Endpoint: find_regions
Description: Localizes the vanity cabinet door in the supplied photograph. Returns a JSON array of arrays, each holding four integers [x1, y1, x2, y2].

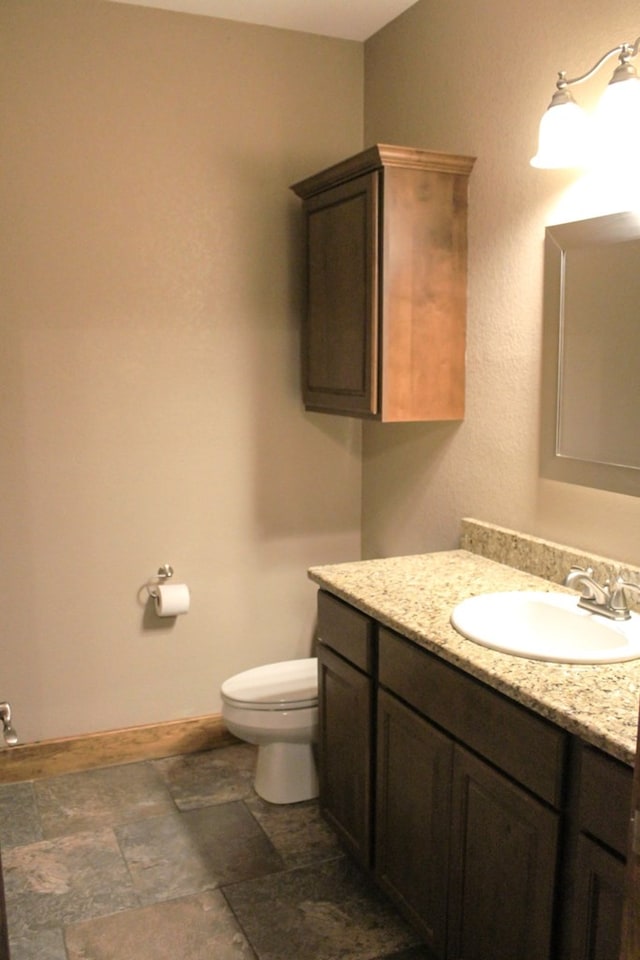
[[447, 746, 559, 960], [0, 848, 9, 960], [317, 641, 374, 868], [566, 745, 632, 960], [301, 172, 379, 416], [568, 835, 626, 960], [376, 689, 453, 958]]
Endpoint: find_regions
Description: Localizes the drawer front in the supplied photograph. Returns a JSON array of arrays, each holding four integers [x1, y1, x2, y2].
[[378, 627, 566, 807], [316, 591, 375, 673], [578, 746, 633, 857]]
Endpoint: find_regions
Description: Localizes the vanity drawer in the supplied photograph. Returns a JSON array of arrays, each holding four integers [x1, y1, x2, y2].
[[378, 627, 566, 806], [317, 591, 375, 674], [578, 745, 633, 857]]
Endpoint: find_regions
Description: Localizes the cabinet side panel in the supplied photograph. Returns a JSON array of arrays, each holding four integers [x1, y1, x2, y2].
[[380, 167, 469, 421]]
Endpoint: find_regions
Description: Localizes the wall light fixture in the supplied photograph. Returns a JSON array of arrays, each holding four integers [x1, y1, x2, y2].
[[531, 35, 640, 169]]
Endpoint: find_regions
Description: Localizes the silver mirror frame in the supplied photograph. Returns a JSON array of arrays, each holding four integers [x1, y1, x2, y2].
[[540, 211, 640, 498]]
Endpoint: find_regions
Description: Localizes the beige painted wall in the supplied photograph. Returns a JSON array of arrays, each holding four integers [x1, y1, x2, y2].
[[4, 0, 640, 744], [1, 0, 363, 742], [363, 0, 640, 565]]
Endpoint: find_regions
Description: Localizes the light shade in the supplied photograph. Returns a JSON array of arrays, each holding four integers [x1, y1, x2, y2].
[[594, 72, 640, 161], [530, 98, 591, 169]]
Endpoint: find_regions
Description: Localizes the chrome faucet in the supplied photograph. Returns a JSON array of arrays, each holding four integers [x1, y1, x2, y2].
[[563, 565, 640, 621]]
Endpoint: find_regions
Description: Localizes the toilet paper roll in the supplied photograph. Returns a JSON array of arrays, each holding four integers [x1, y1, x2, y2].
[[154, 583, 190, 617]]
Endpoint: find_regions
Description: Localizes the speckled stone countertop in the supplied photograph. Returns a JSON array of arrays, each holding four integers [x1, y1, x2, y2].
[[308, 548, 640, 767]]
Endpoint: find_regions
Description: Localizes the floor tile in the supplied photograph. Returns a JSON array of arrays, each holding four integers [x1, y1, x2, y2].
[[3, 828, 139, 938], [116, 801, 284, 904], [244, 795, 343, 867], [0, 746, 430, 960], [64, 890, 256, 960], [223, 856, 421, 960], [0, 783, 41, 849], [153, 743, 257, 809], [34, 761, 176, 837], [7, 926, 67, 960]]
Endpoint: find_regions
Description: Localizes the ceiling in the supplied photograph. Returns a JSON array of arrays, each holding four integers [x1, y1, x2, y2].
[[108, 0, 419, 41]]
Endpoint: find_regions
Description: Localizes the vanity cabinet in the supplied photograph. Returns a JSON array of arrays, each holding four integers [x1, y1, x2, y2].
[[315, 587, 635, 960], [316, 591, 375, 868], [291, 145, 475, 421]]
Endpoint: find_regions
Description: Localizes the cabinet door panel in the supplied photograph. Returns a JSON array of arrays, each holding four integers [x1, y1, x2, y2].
[[569, 835, 625, 960], [303, 172, 378, 415], [448, 747, 559, 960], [376, 690, 453, 958], [317, 642, 373, 867]]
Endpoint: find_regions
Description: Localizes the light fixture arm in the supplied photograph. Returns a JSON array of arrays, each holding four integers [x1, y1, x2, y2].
[[554, 36, 640, 92]]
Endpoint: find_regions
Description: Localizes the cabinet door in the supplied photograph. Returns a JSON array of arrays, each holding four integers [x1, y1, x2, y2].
[[376, 689, 453, 958], [317, 641, 373, 867], [621, 699, 640, 960], [569, 835, 626, 960], [448, 747, 559, 960], [302, 172, 379, 416], [0, 848, 8, 960]]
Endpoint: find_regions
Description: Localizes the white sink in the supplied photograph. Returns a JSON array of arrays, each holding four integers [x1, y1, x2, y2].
[[450, 591, 640, 663]]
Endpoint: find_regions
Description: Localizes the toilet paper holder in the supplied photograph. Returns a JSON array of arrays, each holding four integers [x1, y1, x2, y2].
[[146, 564, 174, 599]]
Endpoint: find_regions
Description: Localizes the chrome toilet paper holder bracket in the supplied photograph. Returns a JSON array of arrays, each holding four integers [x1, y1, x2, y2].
[[146, 564, 174, 599]]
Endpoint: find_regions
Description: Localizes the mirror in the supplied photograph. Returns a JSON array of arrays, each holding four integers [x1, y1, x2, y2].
[[541, 211, 640, 497]]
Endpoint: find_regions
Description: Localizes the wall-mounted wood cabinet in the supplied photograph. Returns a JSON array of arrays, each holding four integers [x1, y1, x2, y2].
[[291, 145, 475, 421]]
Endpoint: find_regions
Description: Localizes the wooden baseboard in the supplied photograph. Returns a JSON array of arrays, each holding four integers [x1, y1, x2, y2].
[[0, 714, 237, 783]]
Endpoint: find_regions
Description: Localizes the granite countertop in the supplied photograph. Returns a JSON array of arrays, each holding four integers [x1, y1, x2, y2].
[[308, 549, 640, 767]]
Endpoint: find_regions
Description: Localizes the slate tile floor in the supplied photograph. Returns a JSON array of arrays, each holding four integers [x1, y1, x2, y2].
[[0, 744, 431, 960]]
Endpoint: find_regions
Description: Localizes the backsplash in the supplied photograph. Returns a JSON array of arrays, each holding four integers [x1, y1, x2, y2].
[[460, 518, 640, 589]]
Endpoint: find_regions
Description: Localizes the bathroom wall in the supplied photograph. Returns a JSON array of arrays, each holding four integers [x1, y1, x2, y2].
[[362, 0, 640, 565], [0, 0, 363, 742], [5, 0, 640, 746]]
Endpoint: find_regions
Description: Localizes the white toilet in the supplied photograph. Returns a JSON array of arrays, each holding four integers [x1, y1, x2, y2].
[[220, 657, 319, 804]]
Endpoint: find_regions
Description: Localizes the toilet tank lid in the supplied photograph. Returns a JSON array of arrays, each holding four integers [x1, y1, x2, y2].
[[221, 658, 318, 705]]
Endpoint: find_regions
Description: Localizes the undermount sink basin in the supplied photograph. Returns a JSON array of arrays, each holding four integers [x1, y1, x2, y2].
[[450, 591, 640, 664]]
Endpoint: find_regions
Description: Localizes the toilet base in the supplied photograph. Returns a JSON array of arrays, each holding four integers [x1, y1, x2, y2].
[[254, 741, 318, 804]]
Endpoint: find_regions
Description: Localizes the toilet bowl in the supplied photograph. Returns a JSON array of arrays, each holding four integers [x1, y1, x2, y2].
[[221, 658, 319, 804]]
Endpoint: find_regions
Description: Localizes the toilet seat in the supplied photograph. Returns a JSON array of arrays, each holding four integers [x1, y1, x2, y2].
[[221, 658, 318, 712]]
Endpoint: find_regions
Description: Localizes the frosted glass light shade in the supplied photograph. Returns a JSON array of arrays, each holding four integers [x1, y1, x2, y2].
[[594, 75, 640, 159], [530, 99, 591, 169]]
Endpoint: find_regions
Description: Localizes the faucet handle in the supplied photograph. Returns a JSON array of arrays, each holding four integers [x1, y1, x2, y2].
[[607, 575, 631, 617], [617, 578, 640, 612], [564, 565, 596, 593]]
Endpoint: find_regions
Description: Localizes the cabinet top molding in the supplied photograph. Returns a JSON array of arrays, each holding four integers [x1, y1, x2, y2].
[[291, 143, 476, 199]]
